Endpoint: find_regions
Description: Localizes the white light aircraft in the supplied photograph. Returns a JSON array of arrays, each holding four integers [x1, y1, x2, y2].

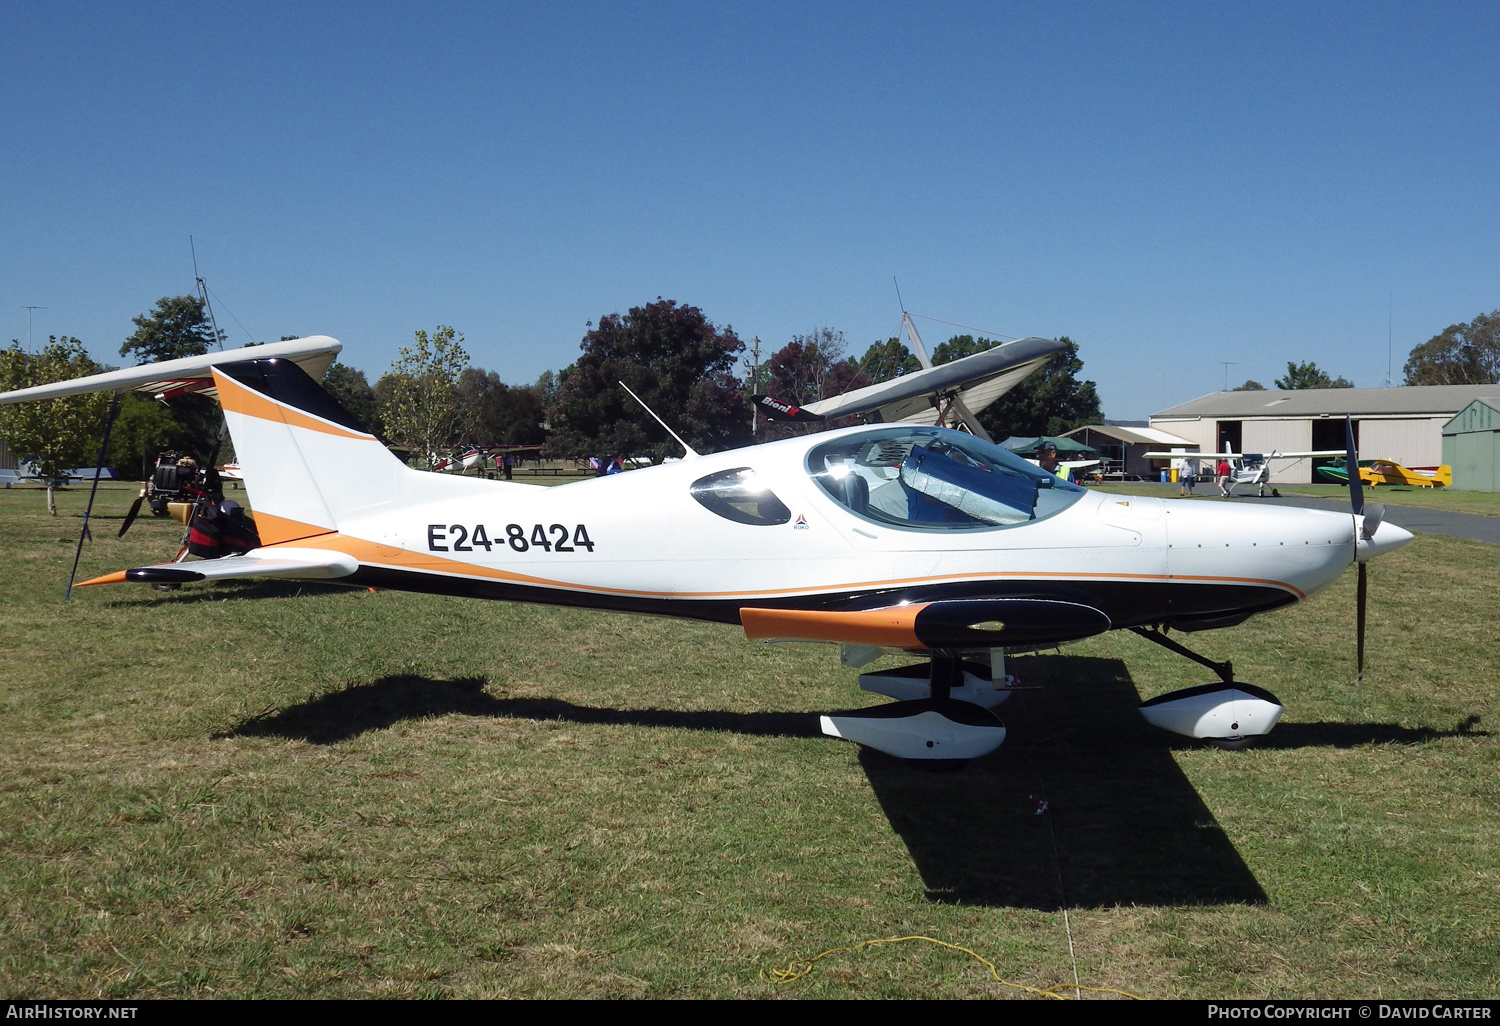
[[1144, 449, 1347, 497], [1, 337, 1414, 761]]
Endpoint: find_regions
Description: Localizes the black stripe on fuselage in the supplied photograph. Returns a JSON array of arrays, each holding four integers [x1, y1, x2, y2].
[[345, 566, 1297, 631]]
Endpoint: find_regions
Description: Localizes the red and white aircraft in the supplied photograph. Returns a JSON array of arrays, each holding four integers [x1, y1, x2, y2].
[[0, 336, 1414, 761]]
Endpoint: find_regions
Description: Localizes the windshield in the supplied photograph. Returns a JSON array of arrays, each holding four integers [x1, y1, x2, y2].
[[807, 427, 1086, 530]]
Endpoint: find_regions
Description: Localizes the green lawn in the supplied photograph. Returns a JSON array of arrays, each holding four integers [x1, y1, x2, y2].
[[1091, 479, 1500, 517], [2, 482, 1497, 998]]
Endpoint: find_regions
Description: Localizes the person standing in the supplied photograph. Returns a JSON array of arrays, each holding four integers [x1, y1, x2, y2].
[[1179, 456, 1199, 496], [1037, 441, 1068, 481], [1217, 457, 1232, 497]]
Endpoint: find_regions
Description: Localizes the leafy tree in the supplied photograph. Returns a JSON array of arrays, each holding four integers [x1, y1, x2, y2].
[[0, 337, 109, 515], [533, 369, 562, 409], [764, 327, 871, 404], [858, 337, 922, 383], [931, 333, 999, 366], [379, 326, 469, 468], [115, 296, 228, 459], [1233, 380, 1266, 391], [932, 334, 1103, 438], [456, 368, 545, 447], [120, 296, 224, 364], [322, 362, 383, 437], [103, 394, 191, 479], [1403, 311, 1500, 385], [1274, 361, 1353, 389], [547, 299, 747, 462]]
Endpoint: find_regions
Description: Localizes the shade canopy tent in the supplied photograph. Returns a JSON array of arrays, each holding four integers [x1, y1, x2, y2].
[[999, 435, 1098, 458]]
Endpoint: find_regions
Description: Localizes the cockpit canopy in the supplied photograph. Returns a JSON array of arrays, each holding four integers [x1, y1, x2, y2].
[[807, 427, 1086, 531]]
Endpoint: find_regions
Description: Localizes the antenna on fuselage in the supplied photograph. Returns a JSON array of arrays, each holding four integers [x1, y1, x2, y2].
[[618, 381, 700, 459]]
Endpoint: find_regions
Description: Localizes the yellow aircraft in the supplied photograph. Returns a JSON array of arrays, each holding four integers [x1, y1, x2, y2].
[[1316, 460, 1451, 488]]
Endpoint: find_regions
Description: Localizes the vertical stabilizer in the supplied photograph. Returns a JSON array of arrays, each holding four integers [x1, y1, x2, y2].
[[212, 359, 407, 545]]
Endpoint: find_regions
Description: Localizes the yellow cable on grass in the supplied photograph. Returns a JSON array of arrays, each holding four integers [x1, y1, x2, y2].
[[761, 935, 1141, 1000]]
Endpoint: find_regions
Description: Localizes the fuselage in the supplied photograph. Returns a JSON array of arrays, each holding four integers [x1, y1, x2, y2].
[[320, 425, 1404, 638]]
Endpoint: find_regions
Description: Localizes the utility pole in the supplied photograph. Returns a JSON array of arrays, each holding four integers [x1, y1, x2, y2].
[[744, 335, 762, 439], [1222, 361, 1238, 390], [23, 306, 47, 352]]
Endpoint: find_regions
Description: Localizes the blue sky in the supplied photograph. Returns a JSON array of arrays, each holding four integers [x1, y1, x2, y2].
[[4, 2, 1497, 419]]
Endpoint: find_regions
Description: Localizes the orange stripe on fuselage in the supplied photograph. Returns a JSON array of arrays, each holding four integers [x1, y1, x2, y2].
[[253, 511, 336, 546], [211, 369, 374, 440], [262, 532, 1308, 603]]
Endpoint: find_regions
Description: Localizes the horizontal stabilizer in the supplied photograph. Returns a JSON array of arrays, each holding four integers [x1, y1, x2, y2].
[[79, 547, 359, 587], [0, 336, 341, 405]]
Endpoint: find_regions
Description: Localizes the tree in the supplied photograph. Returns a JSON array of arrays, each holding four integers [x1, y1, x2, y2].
[[1403, 311, 1500, 385], [763, 328, 870, 404], [117, 296, 228, 459], [456, 368, 545, 446], [547, 299, 747, 461], [931, 334, 1103, 439], [322, 362, 383, 437], [120, 296, 224, 364], [103, 393, 191, 479], [0, 337, 109, 515], [858, 338, 922, 383], [1233, 380, 1266, 391], [1274, 361, 1353, 389], [379, 326, 469, 468]]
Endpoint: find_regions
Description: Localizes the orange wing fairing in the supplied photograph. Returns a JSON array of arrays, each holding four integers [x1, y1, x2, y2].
[[739, 605, 928, 648]]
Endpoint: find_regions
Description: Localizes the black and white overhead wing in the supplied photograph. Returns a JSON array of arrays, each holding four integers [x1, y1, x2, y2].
[[799, 336, 1066, 429], [0, 336, 341, 405]]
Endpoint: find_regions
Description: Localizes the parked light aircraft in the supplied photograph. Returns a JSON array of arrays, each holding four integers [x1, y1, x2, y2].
[[0, 337, 1415, 761], [1316, 459, 1452, 488], [1144, 449, 1347, 497]]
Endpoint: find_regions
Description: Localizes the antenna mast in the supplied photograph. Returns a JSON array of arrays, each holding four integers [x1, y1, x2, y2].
[[190, 236, 224, 351], [23, 306, 47, 352], [619, 381, 699, 459]]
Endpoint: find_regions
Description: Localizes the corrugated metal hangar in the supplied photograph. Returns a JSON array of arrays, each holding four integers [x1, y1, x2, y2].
[[1149, 385, 1500, 483], [1443, 397, 1500, 491], [1061, 424, 1197, 480]]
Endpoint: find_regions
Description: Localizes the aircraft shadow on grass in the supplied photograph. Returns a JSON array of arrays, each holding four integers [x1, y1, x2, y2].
[[217, 656, 1483, 911], [220, 674, 826, 746]]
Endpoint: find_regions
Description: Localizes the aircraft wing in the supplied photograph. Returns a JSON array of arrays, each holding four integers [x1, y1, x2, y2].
[[77, 546, 359, 587], [0, 336, 341, 405], [799, 337, 1066, 424], [1142, 450, 1346, 460]]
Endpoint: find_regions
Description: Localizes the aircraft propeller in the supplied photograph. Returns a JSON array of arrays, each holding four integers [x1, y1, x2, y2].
[[1344, 417, 1385, 687], [118, 492, 145, 537]]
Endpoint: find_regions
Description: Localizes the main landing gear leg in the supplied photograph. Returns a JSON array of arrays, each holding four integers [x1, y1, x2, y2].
[[818, 652, 1010, 762], [1130, 627, 1283, 749]]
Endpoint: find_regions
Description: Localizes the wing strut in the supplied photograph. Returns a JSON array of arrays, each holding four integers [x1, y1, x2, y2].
[[66, 393, 121, 599]]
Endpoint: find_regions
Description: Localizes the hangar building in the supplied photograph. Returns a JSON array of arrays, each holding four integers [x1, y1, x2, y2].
[[1060, 424, 1197, 480], [1443, 397, 1500, 491], [1149, 385, 1500, 484]]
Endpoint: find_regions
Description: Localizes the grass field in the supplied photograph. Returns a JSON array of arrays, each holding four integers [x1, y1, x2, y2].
[[1091, 480, 1500, 517], [2, 481, 1498, 999]]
